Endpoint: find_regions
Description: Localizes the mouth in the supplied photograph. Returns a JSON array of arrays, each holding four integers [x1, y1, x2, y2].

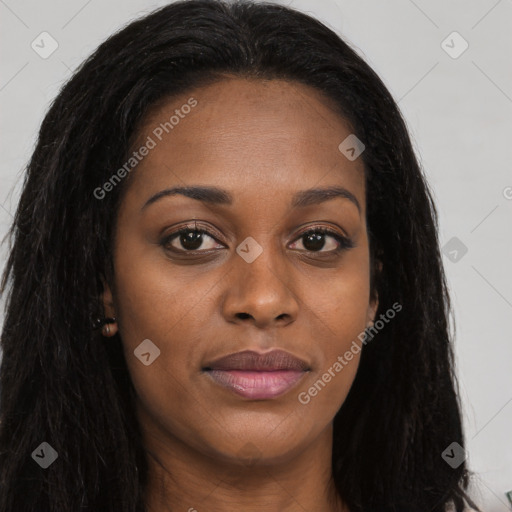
[[202, 349, 310, 400]]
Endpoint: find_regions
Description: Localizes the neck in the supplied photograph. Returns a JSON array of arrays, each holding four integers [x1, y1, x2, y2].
[[141, 418, 347, 512]]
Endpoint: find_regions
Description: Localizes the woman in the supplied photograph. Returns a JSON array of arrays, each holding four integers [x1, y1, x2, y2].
[[0, 1, 481, 510]]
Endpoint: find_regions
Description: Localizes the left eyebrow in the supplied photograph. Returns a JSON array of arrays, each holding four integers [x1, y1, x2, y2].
[[141, 185, 361, 214], [291, 186, 361, 214]]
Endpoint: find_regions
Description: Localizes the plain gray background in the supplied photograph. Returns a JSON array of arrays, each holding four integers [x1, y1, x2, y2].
[[1, 0, 511, 510]]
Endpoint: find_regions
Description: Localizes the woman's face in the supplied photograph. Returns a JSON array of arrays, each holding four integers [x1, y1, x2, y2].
[[103, 77, 378, 465]]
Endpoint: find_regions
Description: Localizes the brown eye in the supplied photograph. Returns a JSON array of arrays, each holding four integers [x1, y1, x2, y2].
[[290, 227, 354, 253], [161, 227, 223, 253]]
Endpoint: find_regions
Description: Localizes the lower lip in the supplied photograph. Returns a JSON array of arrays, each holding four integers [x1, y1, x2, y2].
[[205, 369, 307, 399]]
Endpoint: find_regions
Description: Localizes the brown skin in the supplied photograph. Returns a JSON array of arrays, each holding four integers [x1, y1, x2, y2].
[[102, 77, 378, 512]]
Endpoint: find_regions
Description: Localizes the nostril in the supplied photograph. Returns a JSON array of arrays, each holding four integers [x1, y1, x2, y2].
[[237, 312, 251, 319]]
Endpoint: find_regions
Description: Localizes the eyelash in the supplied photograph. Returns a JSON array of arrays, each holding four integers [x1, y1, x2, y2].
[[160, 223, 355, 255]]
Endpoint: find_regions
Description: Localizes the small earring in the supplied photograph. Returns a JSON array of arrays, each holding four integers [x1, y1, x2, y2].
[[92, 316, 116, 330], [100, 317, 117, 337], [367, 320, 374, 328]]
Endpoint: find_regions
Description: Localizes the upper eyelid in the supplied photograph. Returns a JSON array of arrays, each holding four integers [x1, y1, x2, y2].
[[167, 224, 346, 239], [164, 224, 349, 247]]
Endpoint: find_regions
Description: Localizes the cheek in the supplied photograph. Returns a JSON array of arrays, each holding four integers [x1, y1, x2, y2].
[[297, 292, 365, 418], [297, 252, 370, 409], [112, 238, 208, 346], [308, 249, 371, 338], [111, 242, 218, 405], [113, 256, 211, 443]]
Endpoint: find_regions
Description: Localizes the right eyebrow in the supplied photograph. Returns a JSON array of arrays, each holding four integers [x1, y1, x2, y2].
[[141, 186, 233, 211]]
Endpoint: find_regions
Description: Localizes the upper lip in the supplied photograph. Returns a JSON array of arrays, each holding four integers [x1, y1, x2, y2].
[[203, 349, 310, 371]]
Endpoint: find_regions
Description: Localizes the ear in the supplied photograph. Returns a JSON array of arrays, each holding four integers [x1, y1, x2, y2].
[[367, 259, 382, 325], [100, 275, 118, 337], [366, 292, 379, 326], [100, 275, 116, 318]]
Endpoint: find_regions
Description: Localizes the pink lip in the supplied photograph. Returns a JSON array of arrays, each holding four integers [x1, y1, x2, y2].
[[205, 369, 307, 399], [202, 349, 310, 399]]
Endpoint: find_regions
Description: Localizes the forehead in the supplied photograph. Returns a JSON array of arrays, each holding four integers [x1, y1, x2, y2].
[[123, 77, 365, 213]]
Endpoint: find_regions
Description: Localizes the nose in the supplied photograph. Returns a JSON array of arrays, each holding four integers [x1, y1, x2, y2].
[[221, 244, 299, 329]]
